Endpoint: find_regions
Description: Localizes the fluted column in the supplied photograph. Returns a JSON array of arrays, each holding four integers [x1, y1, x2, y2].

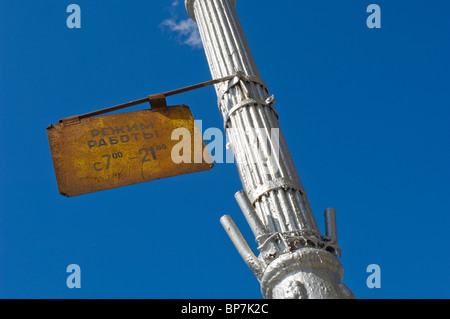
[[186, 0, 354, 299]]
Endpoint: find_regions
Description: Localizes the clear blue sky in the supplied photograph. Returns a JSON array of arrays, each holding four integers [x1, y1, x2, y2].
[[0, 0, 449, 299]]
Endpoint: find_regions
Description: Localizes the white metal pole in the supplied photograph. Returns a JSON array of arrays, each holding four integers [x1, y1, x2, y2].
[[186, 0, 354, 299]]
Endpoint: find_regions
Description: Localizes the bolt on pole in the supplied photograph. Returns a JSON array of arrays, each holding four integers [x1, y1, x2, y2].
[[186, 0, 354, 299]]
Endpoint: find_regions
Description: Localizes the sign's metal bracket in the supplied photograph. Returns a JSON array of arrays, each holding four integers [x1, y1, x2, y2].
[[57, 74, 237, 123], [148, 93, 167, 109], [60, 115, 81, 126]]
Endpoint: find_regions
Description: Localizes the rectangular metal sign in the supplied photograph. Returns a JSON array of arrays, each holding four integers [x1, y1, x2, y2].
[[47, 105, 213, 197]]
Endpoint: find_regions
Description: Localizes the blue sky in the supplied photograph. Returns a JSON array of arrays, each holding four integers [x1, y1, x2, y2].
[[0, 0, 449, 299]]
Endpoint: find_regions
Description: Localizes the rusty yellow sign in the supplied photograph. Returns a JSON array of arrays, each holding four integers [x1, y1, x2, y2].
[[47, 105, 213, 197]]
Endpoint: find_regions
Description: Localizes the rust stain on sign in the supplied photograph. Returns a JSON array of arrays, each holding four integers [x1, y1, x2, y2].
[[47, 105, 213, 197]]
